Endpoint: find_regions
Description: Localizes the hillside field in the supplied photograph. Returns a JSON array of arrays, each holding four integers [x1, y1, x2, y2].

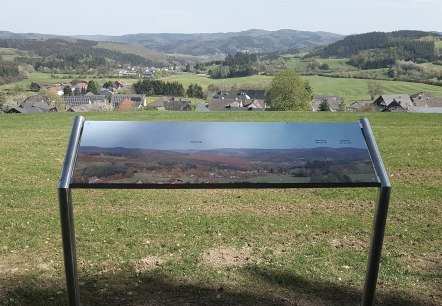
[[4, 73, 442, 104], [0, 111, 440, 305], [159, 73, 442, 102]]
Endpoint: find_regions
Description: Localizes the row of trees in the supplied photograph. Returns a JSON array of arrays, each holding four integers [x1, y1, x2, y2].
[[133, 79, 185, 96], [208, 52, 258, 78], [133, 79, 205, 98]]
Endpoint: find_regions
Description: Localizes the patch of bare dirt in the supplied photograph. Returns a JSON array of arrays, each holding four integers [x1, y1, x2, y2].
[[133, 256, 165, 274], [398, 253, 442, 274], [390, 168, 442, 181], [201, 245, 252, 268]]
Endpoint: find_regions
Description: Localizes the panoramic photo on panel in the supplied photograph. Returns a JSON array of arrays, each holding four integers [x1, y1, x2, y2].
[[72, 121, 379, 185]]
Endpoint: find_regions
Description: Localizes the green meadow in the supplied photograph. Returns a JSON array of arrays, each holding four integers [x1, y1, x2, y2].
[[0, 111, 440, 305], [4, 72, 442, 104], [161, 73, 442, 102]]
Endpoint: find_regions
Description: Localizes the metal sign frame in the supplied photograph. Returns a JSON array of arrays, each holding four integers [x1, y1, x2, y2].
[[58, 116, 390, 306]]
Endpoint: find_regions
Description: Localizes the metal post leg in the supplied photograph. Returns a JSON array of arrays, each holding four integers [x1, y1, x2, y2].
[[362, 186, 391, 306], [58, 187, 80, 306]]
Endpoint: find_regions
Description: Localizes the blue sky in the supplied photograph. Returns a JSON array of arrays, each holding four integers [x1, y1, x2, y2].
[[80, 121, 369, 150], [1, 0, 441, 35]]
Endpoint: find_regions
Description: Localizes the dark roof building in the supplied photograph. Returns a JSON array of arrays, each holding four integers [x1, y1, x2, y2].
[[348, 101, 373, 112], [6, 100, 57, 113], [311, 95, 344, 111], [208, 90, 266, 111], [410, 92, 442, 108], [164, 100, 192, 111], [373, 94, 413, 112], [62, 95, 107, 107], [110, 94, 146, 108], [210, 90, 266, 101]]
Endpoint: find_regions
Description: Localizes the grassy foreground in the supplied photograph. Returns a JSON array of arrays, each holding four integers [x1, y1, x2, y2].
[[0, 111, 441, 305]]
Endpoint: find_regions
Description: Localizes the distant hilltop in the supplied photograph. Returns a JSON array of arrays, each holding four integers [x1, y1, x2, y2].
[[0, 29, 344, 55]]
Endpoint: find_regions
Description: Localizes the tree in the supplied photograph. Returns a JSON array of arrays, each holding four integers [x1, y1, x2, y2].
[[318, 98, 330, 111], [184, 62, 191, 72], [103, 81, 114, 89], [266, 70, 313, 111], [45, 91, 66, 111], [367, 81, 383, 100], [87, 80, 100, 94], [63, 85, 73, 96], [186, 83, 204, 99]]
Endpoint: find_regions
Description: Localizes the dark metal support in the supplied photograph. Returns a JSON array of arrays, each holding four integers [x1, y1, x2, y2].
[[359, 118, 391, 306], [362, 186, 391, 306], [58, 188, 80, 306], [58, 116, 85, 306]]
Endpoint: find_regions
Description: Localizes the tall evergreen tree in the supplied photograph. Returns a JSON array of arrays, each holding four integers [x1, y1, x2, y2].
[[87, 80, 100, 94]]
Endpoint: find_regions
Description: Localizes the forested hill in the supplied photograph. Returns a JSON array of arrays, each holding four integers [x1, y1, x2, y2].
[[312, 30, 441, 62], [74, 29, 344, 56], [0, 38, 168, 70]]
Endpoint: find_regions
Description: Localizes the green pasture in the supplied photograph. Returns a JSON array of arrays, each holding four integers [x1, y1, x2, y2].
[[304, 76, 442, 102], [0, 111, 440, 305], [156, 73, 442, 102], [0, 48, 21, 61], [3, 72, 442, 104]]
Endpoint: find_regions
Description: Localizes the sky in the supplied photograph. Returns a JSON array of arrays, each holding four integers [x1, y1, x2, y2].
[[1, 0, 441, 36], [79, 121, 368, 150]]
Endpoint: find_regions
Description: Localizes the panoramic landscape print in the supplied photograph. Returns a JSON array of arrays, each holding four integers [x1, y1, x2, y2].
[[72, 121, 379, 186]]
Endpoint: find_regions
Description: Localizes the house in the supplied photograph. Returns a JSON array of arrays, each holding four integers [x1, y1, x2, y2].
[[164, 100, 192, 111], [409, 92, 442, 113], [110, 94, 146, 109], [210, 90, 266, 101], [114, 80, 126, 89], [195, 103, 210, 112], [115, 99, 139, 112], [62, 95, 107, 107], [67, 105, 95, 112], [67, 102, 113, 112], [147, 96, 169, 110], [207, 90, 266, 111], [30, 82, 46, 92], [146, 97, 191, 111], [311, 95, 344, 111], [373, 94, 413, 112], [143, 68, 155, 77], [208, 99, 264, 111], [7, 100, 57, 113], [348, 101, 373, 112], [72, 82, 88, 93], [70, 79, 87, 86], [46, 85, 64, 96], [99, 89, 113, 98]]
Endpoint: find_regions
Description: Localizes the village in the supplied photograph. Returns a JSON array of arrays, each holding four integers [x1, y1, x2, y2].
[[4, 78, 442, 114]]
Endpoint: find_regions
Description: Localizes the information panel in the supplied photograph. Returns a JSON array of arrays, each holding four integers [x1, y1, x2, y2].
[[59, 117, 391, 306], [71, 121, 380, 188]]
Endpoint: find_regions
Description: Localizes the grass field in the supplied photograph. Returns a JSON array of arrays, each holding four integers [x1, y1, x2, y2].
[[3, 72, 442, 104], [160, 73, 442, 102], [0, 111, 441, 305]]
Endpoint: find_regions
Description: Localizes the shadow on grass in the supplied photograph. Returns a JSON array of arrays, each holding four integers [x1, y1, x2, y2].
[[1, 266, 436, 306]]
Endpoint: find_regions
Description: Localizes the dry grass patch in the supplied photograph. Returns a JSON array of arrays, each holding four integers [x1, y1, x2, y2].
[[390, 168, 442, 181], [133, 256, 166, 274], [201, 244, 253, 268]]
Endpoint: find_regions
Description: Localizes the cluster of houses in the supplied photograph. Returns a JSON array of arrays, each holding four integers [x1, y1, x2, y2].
[[4, 78, 442, 113], [312, 92, 442, 113]]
